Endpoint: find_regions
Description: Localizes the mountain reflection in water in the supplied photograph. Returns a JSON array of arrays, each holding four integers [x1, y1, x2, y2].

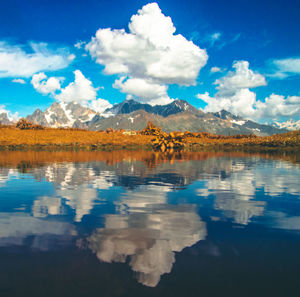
[[0, 150, 299, 295]]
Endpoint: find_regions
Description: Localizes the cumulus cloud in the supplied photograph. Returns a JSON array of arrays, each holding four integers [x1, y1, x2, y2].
[[198, 88, 258, 119], [0, 41, 73, 78], [197, 60, 300, 121], [113, 76, 173, 105], [86, 2, 208, 105], [55, 70, 97, 104], [255, 94, 300, 119], [88, 98, 112, 113], [31, 72, 61, 95], [12, 78, 26, 84], [31, 70, 112, 112], [215, 61, 266, 95]]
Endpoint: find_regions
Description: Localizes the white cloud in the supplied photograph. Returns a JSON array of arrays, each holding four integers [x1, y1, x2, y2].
[[86, 2, 208, 105], [88, 98, 112, 113], [74, 41, 86, 49], [31, 72, 61, 95], [273, 119, 300, 131], [31, 70, 113, 111], [197, 60, 300, 121], [210, 66, 222, 73], [67, 54, 76, 61], [12, 78, 26, 84], [0, 41, 73, 78], [270, 57, 300, 78], [113, 77, 173, 105], [0, 105, 8, 115], [215, 61, 266, 95], [113, 76, 172, 105], [197, 88, 258, 119], [209, 32, 221, 46], [55, 70, 97, 104], [255, 94, 300, 119]]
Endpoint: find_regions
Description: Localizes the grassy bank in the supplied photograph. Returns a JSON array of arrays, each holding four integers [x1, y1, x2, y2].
[[0, 127, 152, 151], [0, 125, 299, 152]]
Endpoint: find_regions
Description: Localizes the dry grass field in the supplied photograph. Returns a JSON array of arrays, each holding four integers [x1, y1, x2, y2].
[[0, 126, 152, 149], [0, 123, 299, 151]]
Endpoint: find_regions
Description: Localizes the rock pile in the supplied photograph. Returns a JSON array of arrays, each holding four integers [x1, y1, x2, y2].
[[140, 122, 185, 151]]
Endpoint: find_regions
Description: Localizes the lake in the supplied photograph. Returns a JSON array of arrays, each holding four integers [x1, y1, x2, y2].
[[0, 150, 299, 297]]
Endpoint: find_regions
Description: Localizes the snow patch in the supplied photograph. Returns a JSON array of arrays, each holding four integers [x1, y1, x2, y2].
[[45, 109, 54, 124], [231, 119, 245, 126], [128, 116, 134, 123], [60, 102, 75, 126], [87, 112, 96, 121], [101, 111, 115, 118]]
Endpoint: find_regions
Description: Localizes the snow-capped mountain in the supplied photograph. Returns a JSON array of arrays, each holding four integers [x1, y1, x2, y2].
[[27, 102, 96, 128], [0, 112, 11, 125], [102, 99, 200, 118], [25, 99, 288, 136], [272, 120, 300, 131], [211, 109, 284, 136]]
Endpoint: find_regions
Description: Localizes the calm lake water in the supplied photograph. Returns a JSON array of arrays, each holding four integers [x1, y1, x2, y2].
[[0, 150, 299, 297]]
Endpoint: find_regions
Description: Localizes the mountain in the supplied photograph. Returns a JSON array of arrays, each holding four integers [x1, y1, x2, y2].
[[27, 102, 96, 128], [26, 99, 287, 136], [102, 99, 200, 117], [211, 110, 286, 136], [272, 120, 300, 131], [0, 112, 12, 125], [89, 107, 286, 136]]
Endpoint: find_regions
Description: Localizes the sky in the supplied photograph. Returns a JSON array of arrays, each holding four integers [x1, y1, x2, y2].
[[0, 0, 299, 124]]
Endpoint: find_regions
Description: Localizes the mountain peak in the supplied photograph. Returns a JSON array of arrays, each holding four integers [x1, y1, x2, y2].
[[25, 99, 288, 136], [102, 99, 200, 118], [213, 109, 242, 121], [27, 101, 96, 128]]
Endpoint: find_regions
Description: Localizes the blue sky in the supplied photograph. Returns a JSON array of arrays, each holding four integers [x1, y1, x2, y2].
[[0, 0, 299, 124]]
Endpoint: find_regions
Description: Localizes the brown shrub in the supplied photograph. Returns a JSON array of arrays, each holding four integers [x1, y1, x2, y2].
[[16, 119, 44, 130]]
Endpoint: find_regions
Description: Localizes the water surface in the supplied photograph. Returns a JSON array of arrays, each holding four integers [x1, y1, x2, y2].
[[0, 151, 299, 297]]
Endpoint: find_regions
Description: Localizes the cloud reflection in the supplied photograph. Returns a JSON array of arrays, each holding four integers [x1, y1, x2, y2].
[[0, 168, 17, 187], [87, 184, 207, 287], [0, 212, 75, 250], [197, 159, 300, 225]]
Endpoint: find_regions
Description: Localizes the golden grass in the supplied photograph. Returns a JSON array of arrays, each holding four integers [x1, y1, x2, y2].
[[185, 130, 300, 148], [0, 127, 152, 147], [0, 126, 299, 151]]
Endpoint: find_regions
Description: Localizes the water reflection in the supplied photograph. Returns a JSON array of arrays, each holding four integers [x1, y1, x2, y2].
[[0, 212, 76, 250], [0, 151, 300, 288], [88, 201, 206, 287]]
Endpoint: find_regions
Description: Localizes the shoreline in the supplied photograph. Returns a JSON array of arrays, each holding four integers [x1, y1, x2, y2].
[[0, 142, 299, 152], [0, 149, 299, 168]]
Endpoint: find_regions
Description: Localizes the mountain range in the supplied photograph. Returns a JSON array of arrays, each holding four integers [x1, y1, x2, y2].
[[0, 99, 290, 136]]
